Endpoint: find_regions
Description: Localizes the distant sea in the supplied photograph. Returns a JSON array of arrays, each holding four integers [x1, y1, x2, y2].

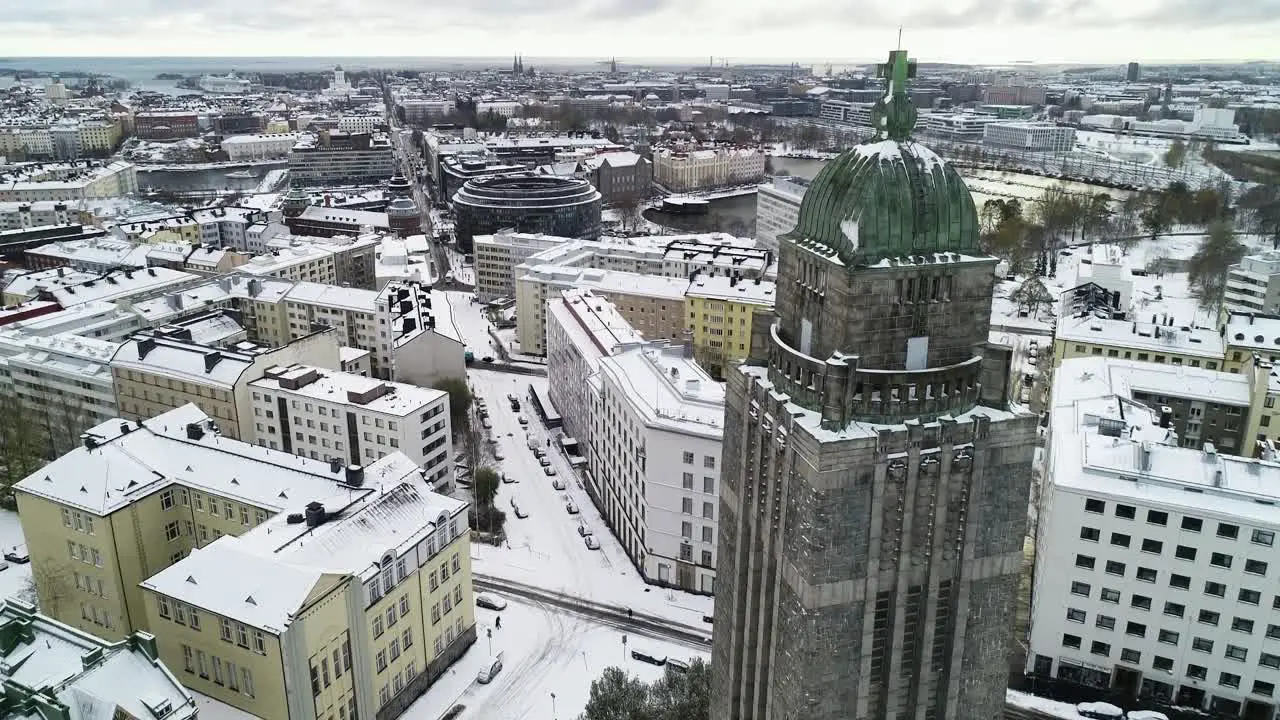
[[0, 55, 825, 87]]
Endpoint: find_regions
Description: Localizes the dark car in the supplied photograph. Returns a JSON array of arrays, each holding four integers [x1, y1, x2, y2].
[[630, 650, 666, 666], [481, 356, 494, 363], [441, 705, 466, 720]]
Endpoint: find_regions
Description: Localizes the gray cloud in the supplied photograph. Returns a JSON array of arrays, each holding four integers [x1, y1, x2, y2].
[[1134, 0, 1280, 26]]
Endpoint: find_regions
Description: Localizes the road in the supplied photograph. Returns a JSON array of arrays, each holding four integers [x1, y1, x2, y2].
[[384, 96, 451, 284]]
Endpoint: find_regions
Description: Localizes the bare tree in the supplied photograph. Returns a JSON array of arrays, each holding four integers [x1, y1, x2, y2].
[[0, 393, 46, 499], [26, 561, 77, 618]]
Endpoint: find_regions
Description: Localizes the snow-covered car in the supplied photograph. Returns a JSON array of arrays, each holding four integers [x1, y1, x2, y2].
[[577, 524, 592, 537], [476, 593, 508, 611], [584, 535, 600, 550], [514, 506, 529, 519], [4, 545, 29, 564], [552, 478, 565, 490], [1076, 702, 1123, 720], [481, 356, 494, 363], [518, 415, 528, 425], [502, 473, 516, 484], [539, 457, 551, 467], [494, 451, 504, 461], [544, 466, 557, 477], [566, 502, 579, 515]]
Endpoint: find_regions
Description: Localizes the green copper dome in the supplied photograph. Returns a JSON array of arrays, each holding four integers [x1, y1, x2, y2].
[[783, 50, 980, 266]]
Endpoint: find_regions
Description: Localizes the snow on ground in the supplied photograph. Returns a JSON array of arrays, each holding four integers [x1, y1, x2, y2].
[[402, 598, 707, 720], [465, 369, 714, 629], [188, 692, 259, 720], [251, 169, 288, 194], [442, 291, 495, 355], [1007, 689, 1087, 719], [962, 168, 1138, 209], [443, 248, 476, 286], [0, 511, 30, 602], [235, 192, 281, 212]]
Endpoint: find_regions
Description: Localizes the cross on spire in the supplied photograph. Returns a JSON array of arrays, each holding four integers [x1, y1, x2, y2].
[[872, 47, 919, 141]]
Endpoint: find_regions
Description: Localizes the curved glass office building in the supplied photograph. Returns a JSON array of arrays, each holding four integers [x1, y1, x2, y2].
[[452, 174, 602, 253]]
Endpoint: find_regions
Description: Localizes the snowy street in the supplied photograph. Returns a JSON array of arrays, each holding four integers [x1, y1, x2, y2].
[[400, 598, 707, 720], [464, 368, 715, 630]]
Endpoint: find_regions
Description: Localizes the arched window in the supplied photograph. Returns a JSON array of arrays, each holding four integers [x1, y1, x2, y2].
[[381, 552, 395, 592]]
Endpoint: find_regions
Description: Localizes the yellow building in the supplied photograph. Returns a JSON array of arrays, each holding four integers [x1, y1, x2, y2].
[[683, 274, 776, 378], [116, 216, 202, 245], [1052, 314, 1226, 371], [78, 118, 123, 155], [15, 404, 475, 720]]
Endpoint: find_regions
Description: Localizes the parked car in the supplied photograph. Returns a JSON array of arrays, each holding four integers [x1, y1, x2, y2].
[[532, 447, 545, 458], [441, 705, 466, 720], [544, 466, 557, 477], [0, 559, 9, 572], [552, 478, 565, 490], [630, 650, 666, 666], [1126, 712, 1169, 720], [514, 506, 529, 519], [584, 535, 600, 550], [566, 502, 579, 515], [494, 451, 505, 461], [477, 655, 504, 684], [482, 418, 493, 430], [502, 473, 516, 484], [476, 593, 508, 611], [1076, 702, 1124, 720], [518, 415, 528, 425], [666, 658, 690, 673], [539, 457, 551, 467], [577, 524, 592, 537], [481, 356, 494, 363], [4, 545, 29, 564]]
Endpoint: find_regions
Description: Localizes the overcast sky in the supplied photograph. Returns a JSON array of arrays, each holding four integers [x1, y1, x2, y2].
[[2, 0, 1278, 63]]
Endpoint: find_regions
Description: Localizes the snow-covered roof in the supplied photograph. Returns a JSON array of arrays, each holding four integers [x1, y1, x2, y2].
[[1055, 314, 1223, 359], [284, 281, 378, 313], [249, 365, 447, 418], [599, 344, 725, 439], [13, 404, 420, 516], [0, 599, 198, 720], [110, 334, 256, 389], [685, 273, 776, 306], [1048, 357, 1280, 528]]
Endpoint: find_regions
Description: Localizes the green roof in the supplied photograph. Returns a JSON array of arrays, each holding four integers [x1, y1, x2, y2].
[[782, 49, 981, 266]]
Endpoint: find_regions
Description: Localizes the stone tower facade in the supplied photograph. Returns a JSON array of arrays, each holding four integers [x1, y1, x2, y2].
[[710, 49, 1037, 720]]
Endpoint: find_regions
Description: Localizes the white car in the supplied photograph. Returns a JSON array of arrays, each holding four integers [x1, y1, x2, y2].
[[476, 592, 508, 611], [544, 466, 557, 477], [566, 502, 579, 515], [518, 415, 528, 425], [577, 524, 592, 537], [584, 535, 600, 550], [552, 478, 565, 490], [477, 655, 503, 683], [501, 473, 516, 484]]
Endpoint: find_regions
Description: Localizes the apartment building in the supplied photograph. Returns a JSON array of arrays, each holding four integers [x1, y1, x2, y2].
[[248, 364, 453, 490], [0, 330, 120, 453], [652, 147, 766, 192], [594, 343, 723, 593], [288, 131, 396, 186], [0, 200, 75, 232], [473, 232, 570, 302], [25, 236, 141, 273], [1030, 356, 1280, 719], [1224, 313, 1280, 373], [754, 176, 809, 251], [110, 326, 341, 440], [1226, 252, 1280, 316], [982, 121, 1077, 153], [1054, 314, 1225, 371], [545, 289, 647, 456], [13, 404, 473, 720], [0, 160, 138, 203], [683, 273, 775, 378], [2, 266, 198, 307], [515, 265, 689, 355], [582, 151, 652, 206], [189, 206, 269, 250], [222, 133, 301, 161], [0, 599, 198, 720]]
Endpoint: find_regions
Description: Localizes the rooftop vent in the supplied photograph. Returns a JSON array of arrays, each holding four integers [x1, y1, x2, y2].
[[185, 423, 204, 441], [346, 464, 365, 487], [1159, 406, 1173, 429], [304, 501, 327, 528]]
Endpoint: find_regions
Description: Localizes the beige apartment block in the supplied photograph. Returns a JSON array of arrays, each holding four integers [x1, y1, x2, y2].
[[110, 326, 341, 439]]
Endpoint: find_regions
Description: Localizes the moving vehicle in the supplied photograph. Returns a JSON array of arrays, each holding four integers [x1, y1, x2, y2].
[[4, 545, 29, 564], [477, 653, 504, 684], [584, 535, 600, 550], [532, 447, 545, 458], [476, 593, 508, 611], [565, 502, 579, 515], [464, 351, 475, 364]]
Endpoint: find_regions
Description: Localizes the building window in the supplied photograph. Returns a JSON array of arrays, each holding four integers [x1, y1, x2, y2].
[[1175, 545, 1196, 561], [1252, 529, 1275, 546], [1090, 641, 1110, 657], [1219, 523, 1240, 539], [1146, 510, 1168, 526], [1205, 581, 1227, 597], [1246, 559, 1269, 575], [1110, 533, 1131, 548], [1062, 634, 1082, 649], [1084, 499, 1105, 514], [1096, 615, 1116, 631], [1075, 554, 1096, 570], [682, 451, 694, 464], [1170, 573, 1191, 590], [1232, 617, 1255, 634], [1105, 560, 1125, 576], [1070, 581, 1090, 597], [1157, 629, 1179, 645], [1181, 516, 1203, 532], [1187, 664, 1208, 680], [1100, 588, 1121, 604], [1136, 567, 1157, 583], [1080, 527, 1100, 542], [1163, 602, 1185, 618], [1220, 672, 1241, 689], [1120, 648, 1141, 664], [1115, 504, 1136, 519], [1066, 608, 1086, 623], [1240, 588, 1262, 605], [1141, 539, 1163, 554], [1152, 656, 1174, 673], [1226, 644, 1249, 662], [1199, 610, 1221, 626], [1193, 637, 1215, 653]]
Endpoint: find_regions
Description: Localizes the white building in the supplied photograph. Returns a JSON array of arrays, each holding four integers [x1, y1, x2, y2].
[[248, 364, 452, 490], [983, 122, 1077, 153], [1226, 251, 1280, 316], [652, 147, 766, 192], [0, 160, 138, 203], [199, 73, 252, 94], [1075, 243, 1135, 311], [1030, 356, 1280, 718], [473, 232, 571, 302], [755, 176, 809, 251], [0, 200, 74, 231], [221, 133, 300, 161], [594, 343, 723, 593], [923, 113, 1002, 141], [337, 115, 382, 136], [545, 289, 647, 454], [0, 330, 119, 448]]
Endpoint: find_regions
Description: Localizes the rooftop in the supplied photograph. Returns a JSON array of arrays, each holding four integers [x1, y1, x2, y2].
[[685, 273, 776, 305], [285, 281, 378, 313], [1224, 311, 1280, 353], [0, 599, 197, 720], [599, 344, 725, 438], [14, 404, 423, 517], [1049, 357, 1280, 528], [552, 288, 647, 358], [519, 264, 690, 300], [249, 365, 447, 417], [1055, 314, 1224, 359], [110, 333, 259, 388]]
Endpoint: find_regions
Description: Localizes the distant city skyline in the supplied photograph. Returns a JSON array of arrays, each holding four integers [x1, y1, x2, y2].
[[3, 0, 1279, 66]]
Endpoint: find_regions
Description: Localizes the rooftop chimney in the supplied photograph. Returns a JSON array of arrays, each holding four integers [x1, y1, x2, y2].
[[1159, 406, 1173, 429], [185, 423, 204, 441], [304, 501, 327, 528]]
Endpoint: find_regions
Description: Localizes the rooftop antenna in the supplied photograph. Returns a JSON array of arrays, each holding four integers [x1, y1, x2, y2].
[[897, 27, 903, 50]]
